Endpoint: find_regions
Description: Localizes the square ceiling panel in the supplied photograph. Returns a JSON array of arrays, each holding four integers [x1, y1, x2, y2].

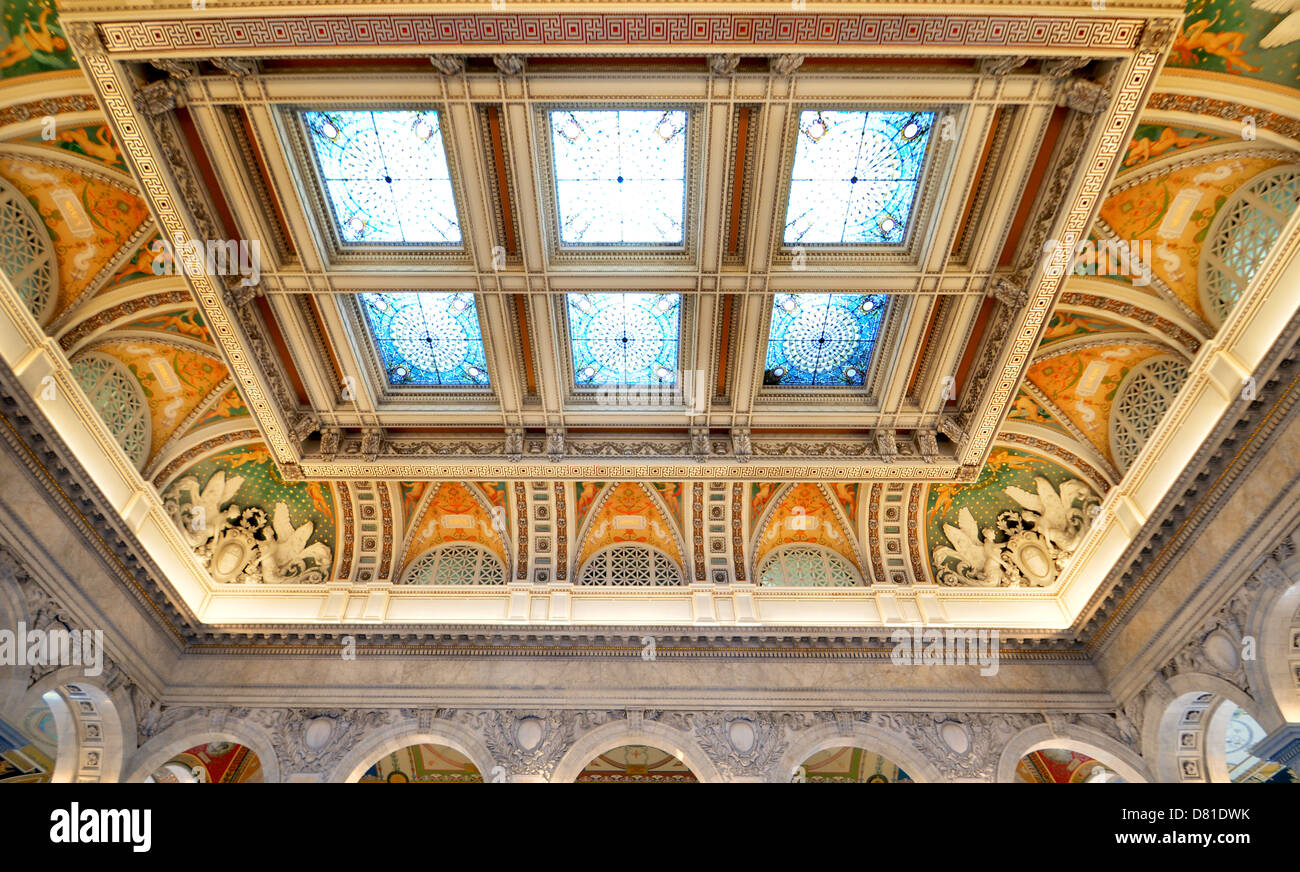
[[303, 109, 461, 245], [360, 292, 489, 387], [549, 109, 688, 245], [783, 110, 935, 246], [763, 293, 888, 387], [568, 292, 681, 386]]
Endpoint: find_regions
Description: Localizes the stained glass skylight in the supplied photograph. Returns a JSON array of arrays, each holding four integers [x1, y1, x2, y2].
[[784, 110, 935, 246], [549, 110, 688, 245], [304, 110, 460, 245], [360, 292, 489, 387], [567, 293, 681, 386], [764, 293, 887, 387]]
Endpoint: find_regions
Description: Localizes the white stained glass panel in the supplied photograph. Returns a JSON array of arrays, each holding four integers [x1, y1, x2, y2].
[[550, 109, 687, 245], [304, 110, 460, 245]]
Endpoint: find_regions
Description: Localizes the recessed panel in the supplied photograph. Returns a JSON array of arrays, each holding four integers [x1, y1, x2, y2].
[[303, 110, 460, 244], [360, 292, 489, 386], [784, 110, 934, 246], [549, 109, 688, 245], [568, 292, 681, 386], [764, 293, 887, 387]]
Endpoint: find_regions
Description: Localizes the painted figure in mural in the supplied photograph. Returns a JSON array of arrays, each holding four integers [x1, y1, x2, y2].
[[1124, 128, 1214, 167], [1172, 18, 1263, 73], [0, 5, 67, 72]]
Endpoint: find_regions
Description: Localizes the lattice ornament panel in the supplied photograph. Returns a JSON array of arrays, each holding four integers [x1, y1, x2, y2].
[[758, 544, 863, 587], [1110, 355, 1189, 473], [577, 544, 683, 586], [401, 544, 506, 585]]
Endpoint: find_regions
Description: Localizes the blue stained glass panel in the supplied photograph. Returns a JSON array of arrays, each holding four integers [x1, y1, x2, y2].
[[549, 110, 687, 245], [764, 293, 887, 387], [567, 293, 681, 385], [304, 110, 461, 245], [784, 110, 935, 245], [360, 292, 489, 386]]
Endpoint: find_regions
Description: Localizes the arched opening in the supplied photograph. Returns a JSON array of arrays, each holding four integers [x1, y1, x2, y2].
[[1208, 703, 1299, 783], [0, 176, 58, 326], [143, 741, 264, 783], [1014, 748, 1123, 782], [357, 743, 483, 782], [796, 746, 912, 782], [576, 543, 684, 586], [68, 351, 151, 471], [1109, 354, 1189, 473], [402, 543, 506, 585], [0, 698, 57, 783], [759, 543, 864, 587], [575, 744, 698, 783]]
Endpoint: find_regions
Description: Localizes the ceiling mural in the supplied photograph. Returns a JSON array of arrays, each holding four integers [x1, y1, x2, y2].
[[576, 481, 684, 569], [1006, 390, 1072, 437], [1014, 749, 1110, 783], [20, 123, 129, 174], [925, 446, 1100, 588], [400, 481, 509, 576], [161, 444, 337, 584], [1040, 311, 1137, 347], [1026, 342, 1171, 464], [359, 743, 482, 783], [0, 0, 74, 80], [115, 308, 214, 347], [1169, 0, 1300, 89], [149, 742, 263, 783], [0, 711, 54, 784], [0, 156, 150, 321], [1122, 123, 1224, 170], [1098, 152, 1293, 322], [103, 229, 164, 292], [829, 482, 861, 527], [799, 747, 912, 783], [576, 744, 697, 783], [475, 481, 508, 510], [754, 482, 863, 573], [398, 482, 428, 528], [84, 339, 228, 462], [183, 386, 249, 436], [573, 480, 605, 532]]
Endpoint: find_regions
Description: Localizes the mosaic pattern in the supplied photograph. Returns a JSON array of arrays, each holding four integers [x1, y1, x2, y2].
[[568, 293, 681, 386], [784, 110, 933, 245], [764, 293, 886, 387], [550, 109, 687, 244], [304, 110, 459, 244], [360, 292, 489, 386]]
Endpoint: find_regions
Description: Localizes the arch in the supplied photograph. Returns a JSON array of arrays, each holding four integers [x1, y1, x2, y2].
[[996, 723, 1153, 784], [571, 481, 688, 577], [329, 718, 496, 783], [1108, 354, 1189, 473], [22, 670, 127, 783], [1142, 673, 1265, 783], [758, 543, 864, 587], [0, 175, 58, 326], [401, 542, 506, 585], [1253, 575, 1300, 724], [576, 542, 684, 586], [750, 481, 866, 580], [777, 722, 943, 783], [398, 481, 510, 579], [1200, 164, 1300, 328], [550, 719, 722, 783], [68, 350, 151, 470], [124, 715, 281, 783]]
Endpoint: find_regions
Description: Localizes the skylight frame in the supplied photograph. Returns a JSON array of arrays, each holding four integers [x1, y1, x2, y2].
[[535, 103, 704, 265], [285, 103, 475, 266]]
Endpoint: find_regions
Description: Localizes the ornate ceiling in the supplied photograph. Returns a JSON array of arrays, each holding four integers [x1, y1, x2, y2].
[[0, 0, 1298, 634]]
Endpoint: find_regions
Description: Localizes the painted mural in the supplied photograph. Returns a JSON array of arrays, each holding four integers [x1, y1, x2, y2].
[[87, 340, 228, 461], [576, 745, 697, 783], [577, 481, 682, 566], [0, 0, 75, 80], [185, 386, 249, 433], [926, 447, 1100, 588], [1007, 390, 1070, 436], [755, 482, 861, 571], [574, 480, 604, 531], [749, 481, 780, 533], [1123, 123, 1223, 170], [0, 714, 53, 783], [652, 481, 684, 530], [475, 481, 507, 510], [401, 481, 508, 574], [1169, 0, 1300, 90], [103, 230, 164, 292], [359, 743, 482, 782], [0, 156, 151, 319], [1026, 343, 1167, 464], [829, 482, 860, 527], [162, 444, 336, 584], [1040, 311, 1133, 346], [118, 308, 213, 346], [1015, 749, 1110, 783], [398, 482, 428, 527], [1099, 153, 1290, 321], [23, 124, 129, 174], [150, 742, 263, 783], [799, 747, 912, 783]]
